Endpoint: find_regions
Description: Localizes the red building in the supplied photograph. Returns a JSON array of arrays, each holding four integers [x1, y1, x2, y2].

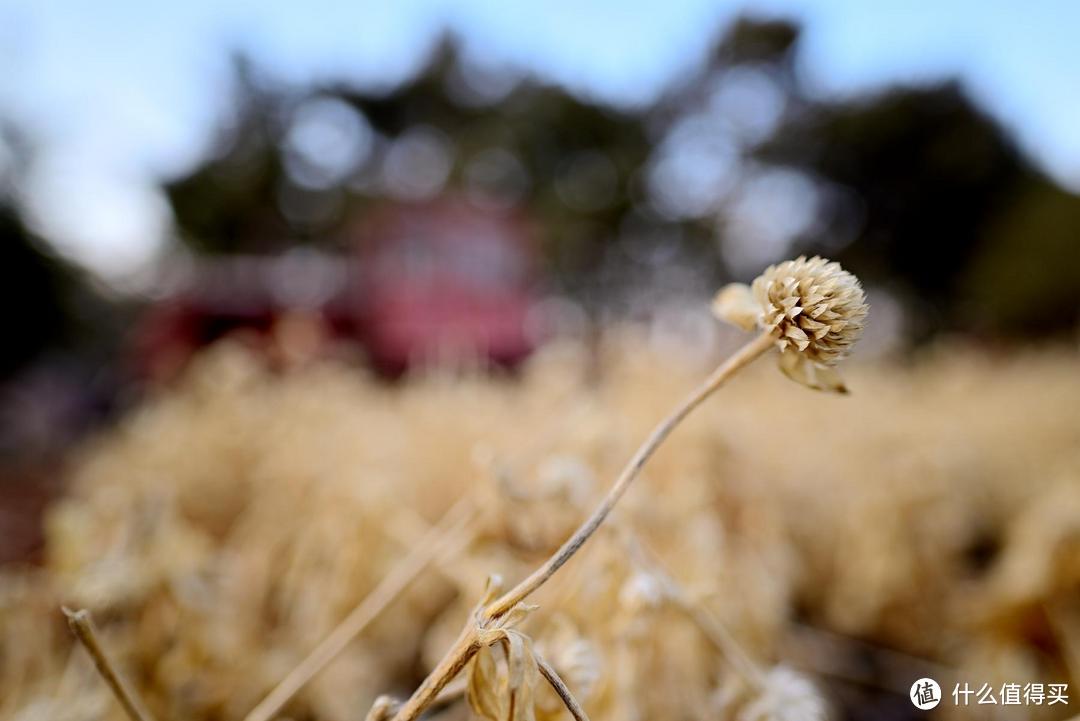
[[133, 196, 541, 381], [350, 196, 537, 373]]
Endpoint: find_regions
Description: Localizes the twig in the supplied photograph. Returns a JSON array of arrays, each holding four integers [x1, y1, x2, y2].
[[362, 679, 468, 721], [428, 676, 469, 710], [673, 593, 765, 686], [481, 332, 773, 621], [388, 332, 775, 721], [620, 530, 764, 687], [364, 695, 398, 721], [536, 653, 591, 721], [391, 624, 483, 721], [62, 607, 156, 721], [482, 332, 772, 620], [244, 498, 476, 721]]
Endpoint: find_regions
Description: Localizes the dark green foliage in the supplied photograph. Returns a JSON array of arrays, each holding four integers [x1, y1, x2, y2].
[[163, 21, 1080, 341], [760, 82, 1080, 339], [0, 205, 70, 377]]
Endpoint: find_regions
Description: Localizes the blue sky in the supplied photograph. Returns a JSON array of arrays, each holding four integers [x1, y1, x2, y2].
[[1, 0, 1079, 284]]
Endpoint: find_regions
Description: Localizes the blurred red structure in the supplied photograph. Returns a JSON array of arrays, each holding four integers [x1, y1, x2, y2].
[[133, 197, 540, 381]]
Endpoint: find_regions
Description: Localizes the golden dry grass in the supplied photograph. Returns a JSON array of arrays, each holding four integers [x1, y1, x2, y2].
[[2, 334, 1079, 720]]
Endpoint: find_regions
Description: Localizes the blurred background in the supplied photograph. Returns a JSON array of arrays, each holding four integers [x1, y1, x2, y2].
[[1, 2, 1080, 719], [3, 0, 1080, 456]]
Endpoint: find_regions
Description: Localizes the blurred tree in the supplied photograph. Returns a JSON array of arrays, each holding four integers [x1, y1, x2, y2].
[[0, 202, 125, 382], [0, 129, 125, 468], [165, 41, 661, 296], [759, 82, 1080, 339], [0, 204, 70, 378], [163, 19, 1080, 341], [963, 180, 1080, 337], [333, 36, 657, 294], [0, 128, 113, 381], [165, 57, 294, 254], [716, 16, 799, 66]]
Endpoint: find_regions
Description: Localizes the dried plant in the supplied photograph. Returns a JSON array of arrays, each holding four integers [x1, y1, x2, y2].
[[713, 255, 867, 392], [62, 608, 156, 721], [378, 258, 866, 721], [3, 256, 1079, 721], [243, 499, 478, 721]]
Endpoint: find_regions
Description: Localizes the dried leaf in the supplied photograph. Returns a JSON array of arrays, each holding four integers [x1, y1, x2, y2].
[[468, 629, 542, 721], [711, 284, 760, 332]]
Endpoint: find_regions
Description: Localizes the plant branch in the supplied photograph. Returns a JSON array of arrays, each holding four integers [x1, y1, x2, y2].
[[244, 498, 476, 721], [536, 653, 591, 721], [363, 679, 469, 721], [364, 695, 397, 721], [387, 332, 774, 721], [621, 530, 764, 687], [389, 625, 482, 721], [63, 607, 156, 721], [482, 331, 774, 621]]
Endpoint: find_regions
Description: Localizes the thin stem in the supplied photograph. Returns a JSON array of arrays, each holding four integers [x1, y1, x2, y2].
[[388, 332, 773, 721], [390, 625, 482, 721], [364, 695, 397, 721], [673, 591, 765, 686], [62, 607, 156, 721], [244, 498, 476, 721], [536, 653, 591, 721], [620, 529, 764, 687], [429, 676, 469, 709], [482, 331, 773, 621], [363, 679, 469, 721]]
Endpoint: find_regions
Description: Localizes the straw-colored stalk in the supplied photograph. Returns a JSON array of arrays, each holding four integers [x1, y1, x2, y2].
[[619, 528, 764, 688], [63, 607, 157, 721], [536, 653, 591, 721], [387, 331, 776, 721], [243, 498, 477, 721]]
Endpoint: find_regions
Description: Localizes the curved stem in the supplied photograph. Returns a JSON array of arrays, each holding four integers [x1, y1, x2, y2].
[[244, 499, 476, 721], [388, 331, 773, 721], [389, 625, 481, 721], [481, 331, 773, 621], [619, 528, 764, 687], [63, 607, 156, 721], [536, 653, 591, 721], [363, 679, 468, 721]]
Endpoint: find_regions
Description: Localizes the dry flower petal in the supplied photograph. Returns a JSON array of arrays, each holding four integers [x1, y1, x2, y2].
[[711, 283, 760, 332], [468, 628, 542, 721], [713, 256, 868, 392]]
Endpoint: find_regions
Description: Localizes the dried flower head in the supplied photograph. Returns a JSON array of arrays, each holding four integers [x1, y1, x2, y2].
[[713, 256, 868, 392], [713, 665, 828, 721], [741, 666, 829, 721]]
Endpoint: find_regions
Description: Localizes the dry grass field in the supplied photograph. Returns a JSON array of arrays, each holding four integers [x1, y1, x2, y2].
[[2, 334, 1079, 721]]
